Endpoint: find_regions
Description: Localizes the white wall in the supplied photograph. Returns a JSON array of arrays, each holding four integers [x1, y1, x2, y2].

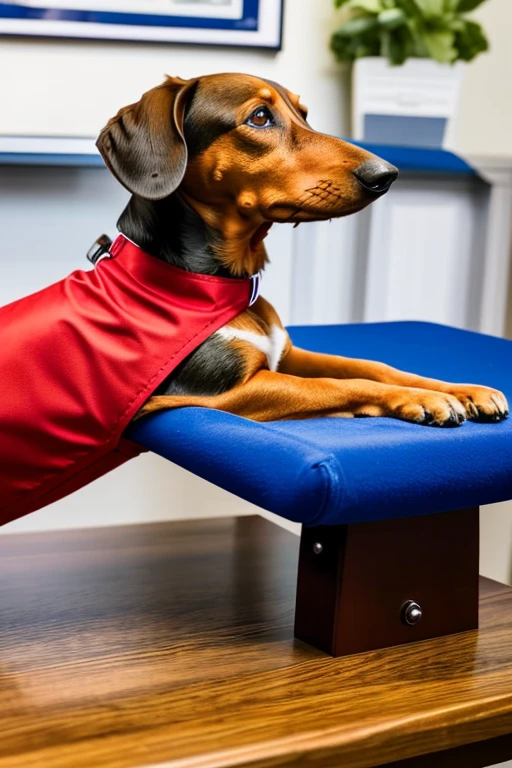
[[0, 0, 349, 139], [451, 0, 512, 159]]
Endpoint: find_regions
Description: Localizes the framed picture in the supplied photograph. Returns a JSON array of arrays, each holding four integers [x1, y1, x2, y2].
[[0, 0, 283, 49]]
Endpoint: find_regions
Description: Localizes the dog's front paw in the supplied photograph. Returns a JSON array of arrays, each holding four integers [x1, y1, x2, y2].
[[445, 385, 509, 423], [385, 388, 467, 427]]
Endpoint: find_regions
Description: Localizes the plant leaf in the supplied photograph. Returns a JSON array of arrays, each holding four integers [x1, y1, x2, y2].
[[455, 0, 488, 11], [412, 0, 446, 18], [397, 0, 423, 21], [378, 8, 407, 28], [422, 28, 457, 61], [448, 17, 465, 31], [330, 29, 380, 61], [382, 24, 414, 64], [330, 0, 489, 64], [330, 17, 381, 63], [454, 18, 489, 60], [350, 0, 384, 12], [332, 15, 380, 37]]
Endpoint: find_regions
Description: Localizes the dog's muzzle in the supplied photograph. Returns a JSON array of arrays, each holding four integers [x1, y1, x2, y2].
[[353, 159, 399, 195]]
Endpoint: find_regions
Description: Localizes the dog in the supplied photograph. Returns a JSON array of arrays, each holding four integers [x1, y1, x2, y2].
[[97, 73, 508, 427], [1, 72, 508, 525]]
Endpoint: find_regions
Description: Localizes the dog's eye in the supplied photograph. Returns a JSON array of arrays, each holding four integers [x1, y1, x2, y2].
[[246, 107, 274, 129]]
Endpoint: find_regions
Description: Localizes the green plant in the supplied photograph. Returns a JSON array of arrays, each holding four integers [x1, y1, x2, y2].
[[331, 0, 489, 66]]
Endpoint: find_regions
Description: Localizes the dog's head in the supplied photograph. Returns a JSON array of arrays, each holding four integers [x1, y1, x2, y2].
[[98, 73, 397, 232]]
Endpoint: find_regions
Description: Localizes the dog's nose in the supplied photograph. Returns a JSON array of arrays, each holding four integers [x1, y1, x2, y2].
[[353, 159, 398, 194]]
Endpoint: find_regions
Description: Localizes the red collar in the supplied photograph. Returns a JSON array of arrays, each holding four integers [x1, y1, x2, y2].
[[106, 234, 261, 307]]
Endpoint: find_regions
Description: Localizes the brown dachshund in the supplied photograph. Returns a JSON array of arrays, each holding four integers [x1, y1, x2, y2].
[[97, 73, 508, 427]]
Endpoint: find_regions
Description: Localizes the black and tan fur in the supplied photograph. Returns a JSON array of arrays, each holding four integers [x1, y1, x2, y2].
[[97, 73, 508, 426]]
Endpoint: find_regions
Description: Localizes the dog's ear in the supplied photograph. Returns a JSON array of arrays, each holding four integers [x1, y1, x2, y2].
[[96, 76, 198, 200]]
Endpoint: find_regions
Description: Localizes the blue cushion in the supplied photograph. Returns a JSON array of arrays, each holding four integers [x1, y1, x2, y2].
[[127, 322, 512, 526]]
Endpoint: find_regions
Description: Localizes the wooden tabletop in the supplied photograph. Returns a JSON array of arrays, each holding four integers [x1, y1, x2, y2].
[[1, 515, 512, 768]]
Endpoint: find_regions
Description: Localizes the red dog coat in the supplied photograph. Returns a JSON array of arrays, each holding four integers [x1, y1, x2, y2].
[[0, 235, 256, 526]]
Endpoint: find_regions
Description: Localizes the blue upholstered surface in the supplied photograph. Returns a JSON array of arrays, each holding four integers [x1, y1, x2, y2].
[[127, 322, 512, 526], [350, 142, 476, 175]]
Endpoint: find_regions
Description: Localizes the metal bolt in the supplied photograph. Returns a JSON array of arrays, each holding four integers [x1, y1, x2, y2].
[[402, 600, 422, 626], [313, 542, 323, 555]]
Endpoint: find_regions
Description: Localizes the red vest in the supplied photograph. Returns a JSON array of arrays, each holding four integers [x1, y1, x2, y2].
[[0, 235, 255, 526]]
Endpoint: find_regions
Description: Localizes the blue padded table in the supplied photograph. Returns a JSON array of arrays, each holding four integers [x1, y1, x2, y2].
[[128, 321, 512, 527], [128, 321, 512, 657]]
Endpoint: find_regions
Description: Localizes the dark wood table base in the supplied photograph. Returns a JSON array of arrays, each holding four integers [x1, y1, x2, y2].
[[295, 507, 480, 656], [0, 515, 511, 768]]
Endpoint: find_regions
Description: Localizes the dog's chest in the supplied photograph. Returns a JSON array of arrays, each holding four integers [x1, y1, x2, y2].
[[216, 324, 287, 372]]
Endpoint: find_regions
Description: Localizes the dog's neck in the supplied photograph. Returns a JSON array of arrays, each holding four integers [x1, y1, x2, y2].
[[117, 193, 268, 278]]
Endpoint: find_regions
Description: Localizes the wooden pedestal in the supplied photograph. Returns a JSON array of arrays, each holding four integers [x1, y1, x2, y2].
[[294, 507, 480, 657]]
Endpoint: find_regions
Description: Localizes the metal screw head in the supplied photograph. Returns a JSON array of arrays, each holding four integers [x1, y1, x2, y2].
[[312, 542, 323, 555], [402, 600, 422, 626]]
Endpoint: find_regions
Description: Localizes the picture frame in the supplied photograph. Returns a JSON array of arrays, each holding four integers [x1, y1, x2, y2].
[[0, 0, 283, 49]]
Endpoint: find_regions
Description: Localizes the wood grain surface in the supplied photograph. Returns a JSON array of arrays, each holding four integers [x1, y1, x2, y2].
[[0, 515, 512, 768]]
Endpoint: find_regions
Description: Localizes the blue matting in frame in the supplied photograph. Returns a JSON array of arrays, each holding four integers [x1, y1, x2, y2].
[[0, 0, 259, 30]]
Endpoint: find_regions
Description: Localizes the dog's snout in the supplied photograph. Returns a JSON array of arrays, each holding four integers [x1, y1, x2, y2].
[[353, 159, 399, 194]]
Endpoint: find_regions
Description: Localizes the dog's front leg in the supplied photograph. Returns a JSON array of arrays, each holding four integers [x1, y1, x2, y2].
[[279, 347, 508, 423], [142, 369, 475, 426]]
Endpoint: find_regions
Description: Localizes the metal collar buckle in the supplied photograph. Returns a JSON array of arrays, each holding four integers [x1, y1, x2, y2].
[[249, 272, 261, 307], [86, 234, 113, 266]]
